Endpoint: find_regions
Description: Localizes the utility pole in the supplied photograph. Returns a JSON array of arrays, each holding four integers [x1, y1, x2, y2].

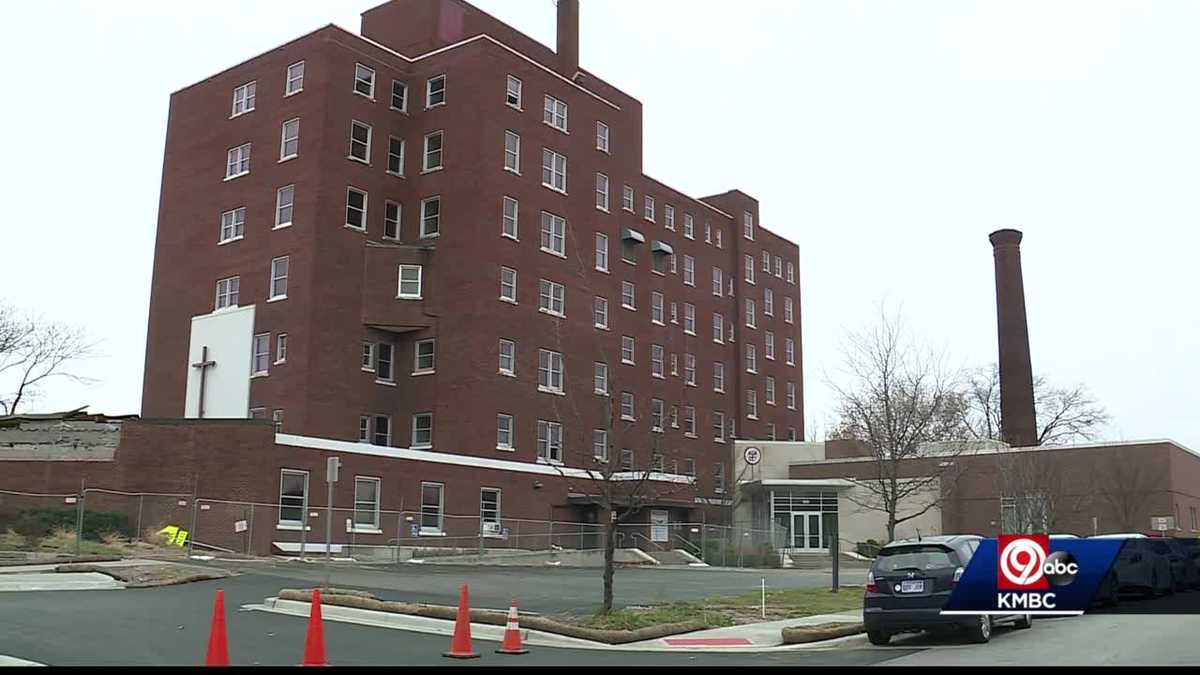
[[326, 456, 342, 566]]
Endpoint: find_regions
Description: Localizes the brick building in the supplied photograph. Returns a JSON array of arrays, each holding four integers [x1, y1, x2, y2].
[[137, 0, 805, 536]]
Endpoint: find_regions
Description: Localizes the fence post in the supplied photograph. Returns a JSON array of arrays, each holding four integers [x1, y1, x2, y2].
[[75, 479, 86, 557], [188, 499, 199, 558], [247, 504, 255, 556], [830, 534, 840, 593], [135, 495, 144, 543], [300, 489, 309, 561]]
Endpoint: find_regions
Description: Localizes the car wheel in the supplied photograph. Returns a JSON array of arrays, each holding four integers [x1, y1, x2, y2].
[[966, 614, 992, 644], [867, 629, 891, 646], [1014, 613, 1033, 629]]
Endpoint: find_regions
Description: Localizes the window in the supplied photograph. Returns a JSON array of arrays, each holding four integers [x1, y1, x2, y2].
[[537, 420, 563, 463], [500, 267, 517, 302], [621, 449, 635, 470], [275, 333, 288, 364], [286, 62, 304, 95], [745, 255, 755, 284], [542, 148, 567, 192], [713, 412, 725, 441], [506, 75, 522, 108], [712, 268, 723, 297], [231, 81, 256, 116], [670, 303, 678, 324], [278, 469, 308, 525], [504, 131, 520, 172], [766, 377, 776, 405], [716, 230, 723, 248], [538, 279, 565, 316], [684, 406, 696, 436], [746, 344, 757, 373], [670, 404, 679, 428], [683, 303, 696, 335], [384, 201, 401, 240], [786, 337, 796, 365], [481, 489, 502, 529], [280, 118, 300, 160], [350, 120, 372, 162], [622, 185, 634, 212], [765, 331, 776, 360], [622, 236, 638, 265], [226, 143, 251, 179], [398, 265, 422, 299], [353, 477, 381, 529], [215, 276, 240, 310], [596, 121, 610, 152], [272, 409, 284, 433], [592, 294, 609, 329], [651, 345, 665, 378], [746, 390, 758, 418], [592, 430, 608, 462], [683, 213, 694, 239], [220, 207, 245, 243], [346, 187, 367, 230], [744, 211, 755, 240], [391, 80, 408, 112], [373, 415, 391, 446], [764, 288, 774, 316], [621, 336, 635, 364], [252, 333, 270, 375], [682, 255, 695, 286], [787, 262, 796, 284], [354, 64, 376, 98], [540, 212, 566, 256], [714, 362, 725, 392], [361, 342, 377, 372], [621, 281, 636, 310], [644, 196, 656, 222], [412, 413, 433, 447], [269, 256, 289, 300], [594, 362, 609, 395], [746, 299, 757, 328], [543, 95, 568, 131], [664, 205, 675, 230], [670, 353, 679, 376], [789, 427, 797, 441], [420, 196, 440, 238], [762, 251, 771, 273], [387, 137, 405, 176], [426, 74, 446, 107], [714, 463, 726, 493], [787, 382, 797, 410], [275, 186, 294, 228], [538, 349, 564, 393], [775, 256, 783, 278], [684, 353, 697, 386], [595, 233, 609, 271], [497, 414, 514, 450], [651, 250, 667, 275], [376, 343, 394, 382], [595, 174, 610, 211], [423, 131, 444, 171], [705, 224, 712, 244], [651, 398, 665, 431], [499, 339, 516, 375], [713, 313, 725, 343], [420, 482, 443, 533], [620, 392, 635, 420], [767, 423, 776, 441], [414, 339, 435, 373], [785, 297, 795, 324], [651, 291, 664, 324]]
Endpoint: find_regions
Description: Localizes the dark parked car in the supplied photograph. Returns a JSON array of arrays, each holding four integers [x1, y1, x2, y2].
[[1147, 537, 1200, 590], [1092, 535, 1174, 598], [863, 535, 1032, 645]]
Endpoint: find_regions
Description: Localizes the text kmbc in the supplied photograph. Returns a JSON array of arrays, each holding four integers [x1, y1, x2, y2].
[[996, 535, 1078, 609]]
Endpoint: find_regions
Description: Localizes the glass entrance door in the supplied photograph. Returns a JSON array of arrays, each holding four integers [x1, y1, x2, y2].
[[791, 512, 823, 550]]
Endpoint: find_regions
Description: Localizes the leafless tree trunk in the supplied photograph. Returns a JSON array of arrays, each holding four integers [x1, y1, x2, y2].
[[0, 301, 97, 415], [1090, 453, 1161, 532], [963, 364, 1110, 446], [824, 306, 972, 542]]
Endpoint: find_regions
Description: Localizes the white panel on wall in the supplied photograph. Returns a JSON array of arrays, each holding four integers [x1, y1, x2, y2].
[[184, 305, 255, 419]]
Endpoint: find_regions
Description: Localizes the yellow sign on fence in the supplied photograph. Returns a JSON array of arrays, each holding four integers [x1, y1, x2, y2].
[[158, 525, 189, 547]]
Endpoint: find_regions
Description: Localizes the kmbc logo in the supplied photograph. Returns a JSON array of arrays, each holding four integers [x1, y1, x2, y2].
[[998, 535, 1079, 591]]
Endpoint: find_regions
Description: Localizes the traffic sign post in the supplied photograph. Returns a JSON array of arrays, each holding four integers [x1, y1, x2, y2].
[[326, 457, 342, 565]]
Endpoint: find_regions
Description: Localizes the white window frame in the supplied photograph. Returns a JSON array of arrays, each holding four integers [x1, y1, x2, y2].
[[538, 349, 564, 394], [225, 143, 251, 180], [497, 414, 515, 451], [745, 255, 755, 285], [423, 130, 444, 172], [540, 211, 566, 257], [621, 336, 636, 365], [596, 121, 610, 152], [713, 313, 724, 344], [644, 195, 656, 222], [215, 276, 240, 310], [787, 382, 797, 410], [713, 362, 725, 393], [786, 337, 796, 366], [595, 173, 610, 212], [387, 137, 405, 176], [683, 255, 695, 286], [346, 187, 368, 231], [593, 429, 609, 462], [651, 291, 664, 325], [419, 481, 444, 533], [541, 148, 568, 193], [286, 62, 304, 96], [766, 376, 777, 406], [280, 118, 300, 161], [765, 288, 775, 317], [502, 197, 519, 240], [414, 339, 435, 374], [231, 81, 256, 117], [651, 345, 665, 379], [420, 196, 441, 238], [713, 412, 726, 442], [412, 413, 433, 448], [651, 397, 665, 431], [595, 232, 609, 272], [683, 213, 694, 240], [746, 344, 758, 373], [712, 268, 723, 297], [664, 205, 675, 230], [391, 80, 408, 112], [506, 75, 522, 109], [376, 343, 395, 383], [278, 469, 308, 526], [500, 267, 518, 303], [275, 333, 288, 364], [620, 392, 636, 421], [538, 279, 566, 317], [787, 262, 796, 284], [252, 333, 270, 376], [269, 256, 289, 301], [354, 64, 376, 98], [684, 353, 697, 386], [594, 361, 609, 395], [594, 296, 609, 329], [504, 130, 521, 173], [622, 186, 635, 212], [481, 488, 502, 530], [398, 265, 423, 299], [683, 303, 696, 335], [744, 211, 755, 240], [349, 120, 372, 163], [746, 299, 757, 329], [275, 186, 294, 229], [621, 281, 636, 311], [498, 339, 516, 376], [765, 331, 776, 360], [220, 207, 245, 243], [746, 389, 758, 419], [426, 74, 446, 108], [353, 476, 382, 531], [543, 95, 568, 132], [384, 200, 401, 240], [537, 420, 564, 464]]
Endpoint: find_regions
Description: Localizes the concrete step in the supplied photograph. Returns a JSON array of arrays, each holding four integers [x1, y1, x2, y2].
[[644, 548, 704, 565]]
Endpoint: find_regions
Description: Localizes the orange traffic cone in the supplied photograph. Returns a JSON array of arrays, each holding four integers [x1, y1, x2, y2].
[[205, 589, 230, 666], [496, 599, 528, 655], [301, 588, 327, 666], [443, 584, 480, 659]]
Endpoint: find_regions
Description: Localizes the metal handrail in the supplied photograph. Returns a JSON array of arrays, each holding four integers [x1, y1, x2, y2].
[[631, 531, 667, 552], [672, 533, 702, 556]]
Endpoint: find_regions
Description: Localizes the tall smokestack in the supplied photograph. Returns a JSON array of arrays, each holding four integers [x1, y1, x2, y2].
[[556, 0, 580, 77], [989, 229, 1039, 447]]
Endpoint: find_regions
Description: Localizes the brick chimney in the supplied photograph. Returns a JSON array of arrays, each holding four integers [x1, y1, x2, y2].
[[989, 229, 1039, 447], [556, 0, 580, 77]]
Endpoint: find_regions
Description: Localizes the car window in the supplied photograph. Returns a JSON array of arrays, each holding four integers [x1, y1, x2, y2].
[[1149, 541, 1171, 554], [875, 545, 957, 572]]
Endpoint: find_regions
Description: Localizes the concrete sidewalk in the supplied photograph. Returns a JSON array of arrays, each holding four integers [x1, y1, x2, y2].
[[0, 654, 45, 666], [0, 573, 125, 592], [247, 596, 865, 653], [0, 559, 172, 575]]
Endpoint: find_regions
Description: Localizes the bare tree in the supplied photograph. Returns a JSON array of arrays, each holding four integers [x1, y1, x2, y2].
[[0, 301, 97, 415], [994, 448, 1088, 534], [824, 307, 972, 542], [963, 364, 1110, 446], [1089, 453, 1162, 532]]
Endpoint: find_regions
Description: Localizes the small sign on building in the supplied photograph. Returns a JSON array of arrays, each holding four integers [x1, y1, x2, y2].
[[410, 524, 420, 538], [1151, 516, 1176, 531], [234, 520, 248, 533]]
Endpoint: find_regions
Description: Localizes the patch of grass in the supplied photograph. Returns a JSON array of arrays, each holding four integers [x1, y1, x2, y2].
[[571, 603, 735, 631], [714, 586, 864, 617]]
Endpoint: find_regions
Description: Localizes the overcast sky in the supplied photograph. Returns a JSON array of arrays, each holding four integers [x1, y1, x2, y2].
[[0, 1, 1195, 448]]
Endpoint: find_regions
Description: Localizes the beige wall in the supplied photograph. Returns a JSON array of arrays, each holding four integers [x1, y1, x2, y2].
[[731, 441, 826, 525], [837, 478, 944, 546]]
